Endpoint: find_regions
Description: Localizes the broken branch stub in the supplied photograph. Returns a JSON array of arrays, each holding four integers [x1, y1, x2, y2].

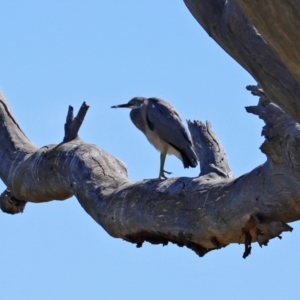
[[63, 102, 89, 143], [188, 120, 233, 178]]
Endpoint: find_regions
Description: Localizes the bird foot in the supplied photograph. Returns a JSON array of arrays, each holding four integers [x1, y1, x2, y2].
[[163, 169, 172, 175], [158, 170, 172, 179]]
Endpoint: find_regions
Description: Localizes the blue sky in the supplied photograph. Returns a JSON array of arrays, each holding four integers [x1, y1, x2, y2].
[[0, 1, 298, 300]]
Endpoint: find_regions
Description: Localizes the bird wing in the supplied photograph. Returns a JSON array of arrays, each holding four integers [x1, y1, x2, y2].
[[146, 98, 198, 167], [146, 98, 191, 145]]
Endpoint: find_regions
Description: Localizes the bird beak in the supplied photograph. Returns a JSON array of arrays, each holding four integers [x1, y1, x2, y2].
[[111, 103, 130, 109]]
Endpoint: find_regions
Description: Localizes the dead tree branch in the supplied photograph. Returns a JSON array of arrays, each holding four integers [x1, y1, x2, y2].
[[0, 89, 299, 258], [235, 0, 300, 85], [1, 1, 300, 258], [183, 0, 300, 123]]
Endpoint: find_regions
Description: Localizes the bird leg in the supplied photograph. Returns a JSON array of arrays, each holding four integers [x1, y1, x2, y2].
[[159, 151, 170, 179]]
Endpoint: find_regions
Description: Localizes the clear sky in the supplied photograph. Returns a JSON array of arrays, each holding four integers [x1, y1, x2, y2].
[[0, 1, 298, 300]]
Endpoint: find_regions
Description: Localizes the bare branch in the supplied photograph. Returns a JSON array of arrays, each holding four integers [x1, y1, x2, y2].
[[0, 88, 298, 257], [2, 1, 300, 258], [188, 120, 233, 178], [235, 0, 300, 85], [183, 0, 300, 123]]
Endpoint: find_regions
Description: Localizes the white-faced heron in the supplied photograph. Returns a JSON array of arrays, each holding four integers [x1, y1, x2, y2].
[[111, 97, 198, 179]]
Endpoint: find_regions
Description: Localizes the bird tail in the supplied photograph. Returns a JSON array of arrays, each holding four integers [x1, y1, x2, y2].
[[181, 147, 198, 169]]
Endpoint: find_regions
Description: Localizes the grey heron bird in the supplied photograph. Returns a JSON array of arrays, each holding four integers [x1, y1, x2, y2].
[[111, 97, 198, 179]]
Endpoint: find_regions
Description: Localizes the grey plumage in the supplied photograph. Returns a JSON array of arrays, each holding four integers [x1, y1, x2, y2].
[[111, 97, 198, 178]]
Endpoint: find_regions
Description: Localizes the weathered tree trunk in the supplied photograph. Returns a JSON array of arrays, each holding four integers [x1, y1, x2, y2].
[[184, 0, 300, 123], [1, 0, 300, 258]]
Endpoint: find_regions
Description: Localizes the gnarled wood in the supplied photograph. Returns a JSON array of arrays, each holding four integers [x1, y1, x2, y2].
[[0, 89, 299, 257], [235, 0, 300, 86], [188, 120, 233, 178], [2, 1, 300, 258], [183, 0, 300, 124]]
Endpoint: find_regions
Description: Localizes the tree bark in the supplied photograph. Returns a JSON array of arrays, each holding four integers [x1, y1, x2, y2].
[[184, 0, 300, 124], [0, 87, 298, 258], [235, 0, 300, 86], [1, 0, 300, 258]]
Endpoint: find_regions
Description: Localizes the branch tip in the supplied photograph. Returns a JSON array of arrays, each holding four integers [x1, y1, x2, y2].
[[246, 85, 265, 97], [242, 231, 252, 259], [66, 105, 74, 122], [0, 189, 26, 214]]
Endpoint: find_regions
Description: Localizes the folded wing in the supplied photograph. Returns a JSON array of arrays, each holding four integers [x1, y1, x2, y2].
[[146, 98, 198, 168]]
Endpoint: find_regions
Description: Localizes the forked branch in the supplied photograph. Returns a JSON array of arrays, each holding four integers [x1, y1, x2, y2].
[[63, 102, 89, 142]]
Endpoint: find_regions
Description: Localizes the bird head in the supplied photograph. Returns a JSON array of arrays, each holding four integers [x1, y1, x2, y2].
[[111, 97, 146, 109]]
